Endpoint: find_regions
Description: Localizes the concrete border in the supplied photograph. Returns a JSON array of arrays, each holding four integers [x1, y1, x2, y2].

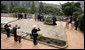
[[22, 37, 68, 49]]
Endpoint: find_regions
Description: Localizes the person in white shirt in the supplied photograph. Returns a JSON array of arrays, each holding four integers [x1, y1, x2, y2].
[[17, 27, 22, 43]]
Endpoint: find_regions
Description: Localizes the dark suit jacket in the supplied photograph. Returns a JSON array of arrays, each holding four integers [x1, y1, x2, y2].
[[13, 27, 17, 37]]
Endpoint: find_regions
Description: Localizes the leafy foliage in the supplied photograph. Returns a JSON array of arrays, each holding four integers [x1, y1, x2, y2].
[[37, 33, 43, 39], [12, 6, 28, 13], [10, 2, 15, 13], [78, 14, 84, 32], [38, 2, 44, 15], [44, 17, 53, 24], [30, 1, 36, 14], [1, 4, 8, 13], [61, 2, 81, 16]]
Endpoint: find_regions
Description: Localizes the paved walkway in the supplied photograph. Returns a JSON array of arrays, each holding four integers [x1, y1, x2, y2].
[[1, 33, 57, 49], [1, 17, 17, 24], [66, 28, 84, 49]]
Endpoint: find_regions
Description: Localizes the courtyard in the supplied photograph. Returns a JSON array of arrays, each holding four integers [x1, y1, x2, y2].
[[1, 17, 84, 49], [1, 1, 84, 49]]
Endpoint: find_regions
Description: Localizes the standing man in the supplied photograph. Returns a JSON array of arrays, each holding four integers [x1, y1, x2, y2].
[[69, 16, 73, 23], [37, 14, 40, 21], [52, 16, 57, 25], [13, 25, 18, 42], [40, 15, 42, 21], [42, 15, 44, 21], [4, 23, 11, 38], [18, 13, 21, 20], [25, 13, 27, 19], [20, 13, 23, 19], [31, 25, 40, 45], [75, 18, 79, 30]]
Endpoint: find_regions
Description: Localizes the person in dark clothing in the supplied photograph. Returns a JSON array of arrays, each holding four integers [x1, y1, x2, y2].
[[69, 16, 73, 23], [42, 15, 44, 21], [21, 13, 23, 19], [18, 13, 19, 19], [52, 16, 57, 25], [13, 25, 18, 42], [4, 23, 11, 38], [75, 18, 79, 30], [31, 25, 40, 45], [18, 13, 21, 20], [24, 13, 27, 19], [40, 15, 42, 21], [37, 15, 40, 21]]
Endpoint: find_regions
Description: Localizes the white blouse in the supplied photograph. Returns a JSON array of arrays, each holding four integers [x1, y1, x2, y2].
[[17, 29, 23, 36]]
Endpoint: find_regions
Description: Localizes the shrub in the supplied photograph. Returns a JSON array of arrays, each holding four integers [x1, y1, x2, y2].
[[10, 29, 13, 34], [1, 26, 5, 32], [44, 17, 53, 24], [37, 33, 43, 39], [78, 14, 84, 32], [53, 40, 64, 44], [54, 40, 58, 44], [50, 39, 53, 42], [46, 40, 51, 43]]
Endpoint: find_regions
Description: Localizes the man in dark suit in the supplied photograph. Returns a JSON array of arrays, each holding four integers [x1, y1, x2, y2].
[[75, 18, 79, 30], [31, 25, 40, 45], [40, 15, 42, 21], [69, 16, 73, 23], [37, 15, 40, 21], [18, 13, 21, 20], [52, 16, 57, 25], [24, 13, 27, 19], [13, 25, 18, 42], [42, 15, 45, 21], [20, 13, 23, 19], [4, 23, 11, 38]]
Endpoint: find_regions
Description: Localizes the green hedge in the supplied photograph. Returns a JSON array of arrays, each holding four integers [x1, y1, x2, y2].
[[44, 17, 53, 24], [1, 26, 5, 32], [78, 14, 84, 32]]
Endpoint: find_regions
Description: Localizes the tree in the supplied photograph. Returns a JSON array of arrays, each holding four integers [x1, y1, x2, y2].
[[1, 4, 8, 13], [12, 6, 28, 13], [10, 2, 15, 13], [43, 6, 61, 16], [79, 13, 84, 32], [61, 2, 81, 16], [38, 2, 44, 15], [30, 1, 36, 14]]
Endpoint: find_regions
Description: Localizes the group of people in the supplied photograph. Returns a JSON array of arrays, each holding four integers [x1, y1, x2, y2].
[[4, 24, 22, 43], [37, 15, 57, 25], [14, 13, 27, 19], [65, 16, 79, 30], [4, 23, 40, 45], [37, 14, 45, 22]]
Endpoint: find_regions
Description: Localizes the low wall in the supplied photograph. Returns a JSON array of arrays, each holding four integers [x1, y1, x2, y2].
[[1, 13, 14, 17], [1, 13, 34, 18]]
